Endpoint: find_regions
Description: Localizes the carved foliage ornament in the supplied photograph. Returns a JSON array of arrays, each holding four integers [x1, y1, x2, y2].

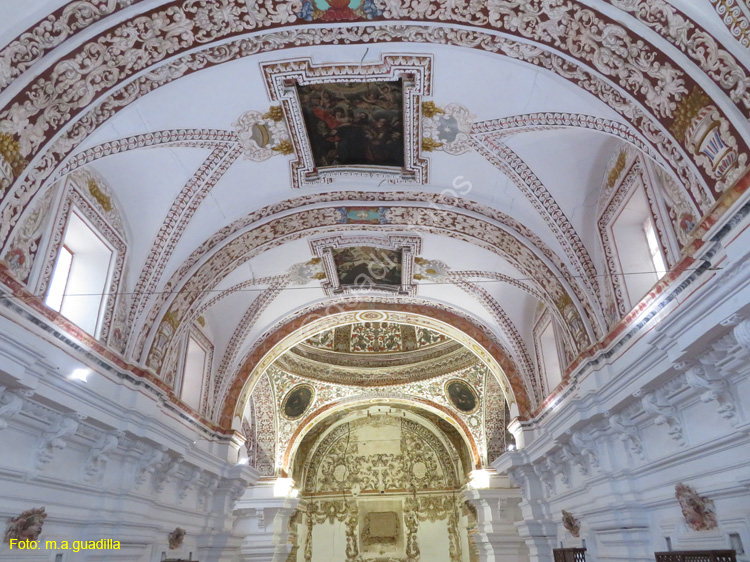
[[4, 507, 46, 543], [675, 483, 718, 531]]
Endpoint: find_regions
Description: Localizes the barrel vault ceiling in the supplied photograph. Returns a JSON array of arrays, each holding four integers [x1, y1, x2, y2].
[[0, 0, 748, 430]]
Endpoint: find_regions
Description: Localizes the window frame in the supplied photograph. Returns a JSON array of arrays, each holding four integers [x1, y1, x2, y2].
[[177, 327, 214, 413], [532, 309, 564, 398], [34, 176, 127, 342], [45, 244, 74, 313], [598, 155, 677, 315]]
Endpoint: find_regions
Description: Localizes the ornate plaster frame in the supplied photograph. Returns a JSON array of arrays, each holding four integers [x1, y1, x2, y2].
[[261, 54, 431, 188], [309, 233, 421, 296]]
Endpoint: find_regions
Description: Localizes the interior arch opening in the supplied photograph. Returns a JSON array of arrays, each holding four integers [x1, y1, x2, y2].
[[287, 403, 478, 562]]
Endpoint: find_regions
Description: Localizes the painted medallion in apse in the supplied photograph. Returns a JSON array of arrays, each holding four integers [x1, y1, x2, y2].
[[445, 379, 479, 414], [296, 80, 404, 168], [332, 246, 402, 291], [283, 385, 314, 419]]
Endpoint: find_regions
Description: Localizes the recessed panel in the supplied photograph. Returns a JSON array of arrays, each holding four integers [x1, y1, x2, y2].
[[296, 80, 404, 169], [332, 246, 403, 291]]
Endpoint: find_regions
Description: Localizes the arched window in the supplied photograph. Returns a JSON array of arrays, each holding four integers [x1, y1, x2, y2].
[[45, 210, 115, 336]]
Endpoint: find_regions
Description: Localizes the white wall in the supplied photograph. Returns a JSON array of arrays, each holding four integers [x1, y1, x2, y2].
[[495, 205, 750, 562], [0, 312, 256, 562]]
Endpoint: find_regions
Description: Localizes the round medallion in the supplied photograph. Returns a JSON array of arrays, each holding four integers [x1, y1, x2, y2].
[[282, 384, 314, 420], [444, 379, 479, 414], [356, 310, 388, 322]]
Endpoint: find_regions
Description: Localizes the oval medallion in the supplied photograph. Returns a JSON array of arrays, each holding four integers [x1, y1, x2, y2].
[[445, 379, 479, 414], [282, 385, 314, 419]]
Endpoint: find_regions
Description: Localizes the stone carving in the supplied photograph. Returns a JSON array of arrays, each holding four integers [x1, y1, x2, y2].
[[4, 507, 47, 543], [178, 467, 202, 504], [607, 411, 645, 460], [734, 318, 750, 351], [569, 430, 600, 474], [83, 430, 122, 482], [34, 413, 86, 474], [683, 362, 737, 425], [562, 510, 581, 537], [134, 445, 168, 487], [641, 392, 685, 446], [153, 455, 183, 494], [675, 483, 718, 531], [0, 387, 33, 429], [199, 475, 219, 510], [168, 527, 186, 549], [533, 458, 555, 496]]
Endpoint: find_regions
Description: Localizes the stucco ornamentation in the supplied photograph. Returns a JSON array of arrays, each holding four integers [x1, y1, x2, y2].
[[4, 507, 47, 543], [562, 509, 580, 537], [675, 483, 718, 531], [168, 527, 186, 549]]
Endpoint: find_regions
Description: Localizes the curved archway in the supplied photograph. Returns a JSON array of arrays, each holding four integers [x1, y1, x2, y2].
[[221, 302, 530, 427], [285, 398, 480, 477]]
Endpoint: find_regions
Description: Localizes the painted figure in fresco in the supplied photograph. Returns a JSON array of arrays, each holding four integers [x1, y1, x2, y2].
[[332, 247, 403, 290], [284, 386, 313, 419], [446, 381, 477, 413], [297, 81, 404, 168]]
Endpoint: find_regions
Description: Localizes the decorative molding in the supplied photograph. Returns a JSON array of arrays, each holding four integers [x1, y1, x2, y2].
[[606, 410, 645, 460], [710, 0, 750, 47], [0, 10, 734, 262], [641, 390, 685, 447], [82, 430, 122, 482]]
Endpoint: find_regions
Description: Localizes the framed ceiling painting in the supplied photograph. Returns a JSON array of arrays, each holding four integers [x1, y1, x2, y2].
[[310, 234, 421, 296], [261, 55, 432, 188]]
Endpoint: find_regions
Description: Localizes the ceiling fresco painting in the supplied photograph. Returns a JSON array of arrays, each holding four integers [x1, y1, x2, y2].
[[282, 384, 315, 420], [332, 246, 403, 292], [296, 80, 405, 168]]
